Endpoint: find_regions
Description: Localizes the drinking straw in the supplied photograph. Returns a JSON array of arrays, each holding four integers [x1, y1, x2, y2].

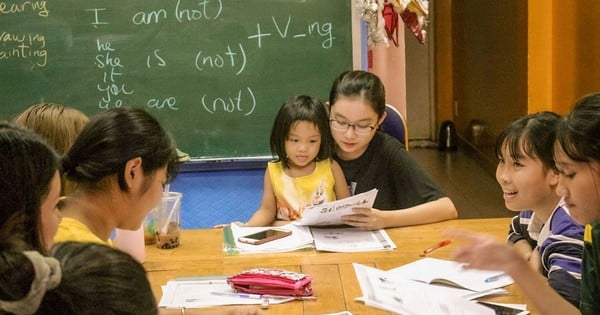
[[160, 194, 180, 234], [158, 184, 170, 233]]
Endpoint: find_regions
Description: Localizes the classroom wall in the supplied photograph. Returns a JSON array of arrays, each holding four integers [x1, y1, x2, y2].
[[369, 33, 407, 119], [544, 0, 600, 114], [430, 0, 600, 173], [368, 7, 432, 140]]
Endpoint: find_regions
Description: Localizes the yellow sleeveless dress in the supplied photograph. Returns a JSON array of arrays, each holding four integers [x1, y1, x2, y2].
[[268, 159, 337, 221]]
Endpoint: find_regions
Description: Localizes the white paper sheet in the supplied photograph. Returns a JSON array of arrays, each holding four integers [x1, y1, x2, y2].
[[159, 279, 293, 308], [294, 189, 378, 226], [310, 227, 396, 252]]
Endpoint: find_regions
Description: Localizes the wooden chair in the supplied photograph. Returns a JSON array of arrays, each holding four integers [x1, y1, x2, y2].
[[381, 104, 409, 150]]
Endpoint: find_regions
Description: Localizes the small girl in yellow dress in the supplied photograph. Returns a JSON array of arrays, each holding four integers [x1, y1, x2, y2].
[[243, 95, 350, 226]]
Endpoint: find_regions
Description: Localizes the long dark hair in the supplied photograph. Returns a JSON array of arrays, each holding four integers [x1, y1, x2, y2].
[[62, 107, 179, 191], [41, 242, 158, 314], [0, 122, 60, 254], [328, 70, 387, 118], [556, 92, 600, 163], [0, 242, 158, 315]]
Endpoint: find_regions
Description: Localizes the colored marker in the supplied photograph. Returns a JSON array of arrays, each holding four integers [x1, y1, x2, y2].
[[210, 291, 262, 299], [484, 273, 506, 283], [421, 239, 452, 256]]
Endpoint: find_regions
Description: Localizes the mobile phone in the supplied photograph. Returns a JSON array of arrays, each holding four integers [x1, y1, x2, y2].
[[238, 228, 292, 245], [477, 301, 528, 315]]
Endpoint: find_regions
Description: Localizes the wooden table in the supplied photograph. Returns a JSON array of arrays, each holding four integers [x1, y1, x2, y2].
[[144, 218, 536, 314]]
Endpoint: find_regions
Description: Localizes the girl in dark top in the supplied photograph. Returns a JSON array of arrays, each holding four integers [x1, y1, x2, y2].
[[326, 70, 457, 229]]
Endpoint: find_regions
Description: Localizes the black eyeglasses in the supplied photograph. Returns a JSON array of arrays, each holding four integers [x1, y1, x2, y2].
[[329, 119, 376, 135]]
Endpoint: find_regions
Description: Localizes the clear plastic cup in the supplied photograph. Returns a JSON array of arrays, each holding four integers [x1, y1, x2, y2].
[[153, 192, 182, 249]]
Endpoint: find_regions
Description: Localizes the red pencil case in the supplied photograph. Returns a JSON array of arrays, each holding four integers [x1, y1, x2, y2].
[[227, 268, 313, 296]]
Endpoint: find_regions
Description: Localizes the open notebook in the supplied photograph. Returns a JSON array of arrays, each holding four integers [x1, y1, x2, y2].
[[353, 262, 526, 315], [385, 257, 514, 292], [353, 263, 498, 315]]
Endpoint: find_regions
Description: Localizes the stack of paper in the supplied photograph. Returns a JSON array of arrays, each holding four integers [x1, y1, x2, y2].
[[159, 277, 293, 309], [353, 259, 528, 315], [353, 264, 498, 315]]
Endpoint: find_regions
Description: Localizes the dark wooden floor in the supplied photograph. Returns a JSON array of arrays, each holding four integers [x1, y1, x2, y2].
[[407, 141, 512, 219]]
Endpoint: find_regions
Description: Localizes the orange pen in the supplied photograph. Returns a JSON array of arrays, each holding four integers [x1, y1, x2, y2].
[[420, 239, 452, 256]]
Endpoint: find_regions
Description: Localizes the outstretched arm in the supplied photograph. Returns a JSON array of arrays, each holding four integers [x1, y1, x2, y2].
[[446, 229, 581, 315], [244, 169, 277, 227], [330, 159, 351, 199]]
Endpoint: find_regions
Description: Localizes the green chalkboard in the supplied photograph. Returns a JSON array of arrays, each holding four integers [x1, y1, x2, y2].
[[0, 0, 353, 160]]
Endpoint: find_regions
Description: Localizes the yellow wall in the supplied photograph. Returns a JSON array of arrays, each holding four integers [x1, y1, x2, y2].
[[433, 0, 453, 125], [527, 0, 553, 113], [529, 1, 600, 114]]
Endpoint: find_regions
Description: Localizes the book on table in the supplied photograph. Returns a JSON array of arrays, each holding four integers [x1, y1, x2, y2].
[[228, 222, 396, 254], [353, 263, 500, 315], [353, 261, 526, 315]]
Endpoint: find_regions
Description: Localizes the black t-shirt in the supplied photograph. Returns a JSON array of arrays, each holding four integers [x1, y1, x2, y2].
[[333, 132, 445, 210]]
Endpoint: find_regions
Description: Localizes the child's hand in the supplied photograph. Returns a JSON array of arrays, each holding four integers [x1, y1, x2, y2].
[[444, 228, 525, 273]]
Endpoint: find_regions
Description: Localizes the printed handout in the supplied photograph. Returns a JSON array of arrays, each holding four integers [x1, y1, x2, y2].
[[159, 278, 293, 309], [294, 189, 378, 226], [310, 227, 396, 252]]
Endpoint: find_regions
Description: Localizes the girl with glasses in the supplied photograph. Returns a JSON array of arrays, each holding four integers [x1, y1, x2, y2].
[[326, 70, 457, 229]]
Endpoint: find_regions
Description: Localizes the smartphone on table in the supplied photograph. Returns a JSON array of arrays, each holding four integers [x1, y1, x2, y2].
[[238, 228, 292, 245]]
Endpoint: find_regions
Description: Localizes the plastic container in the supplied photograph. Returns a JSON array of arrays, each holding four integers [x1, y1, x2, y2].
[[114, 224, 146, 263]]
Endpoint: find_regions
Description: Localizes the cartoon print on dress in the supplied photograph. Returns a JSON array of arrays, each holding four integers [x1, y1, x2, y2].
[[311, 182, 327, 205]]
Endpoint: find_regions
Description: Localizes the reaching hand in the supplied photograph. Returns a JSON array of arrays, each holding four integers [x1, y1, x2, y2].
[[445, 229, 525, 273]]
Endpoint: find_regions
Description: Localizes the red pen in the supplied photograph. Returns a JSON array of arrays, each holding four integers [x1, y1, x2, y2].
[[420, 239, 452, 256]]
